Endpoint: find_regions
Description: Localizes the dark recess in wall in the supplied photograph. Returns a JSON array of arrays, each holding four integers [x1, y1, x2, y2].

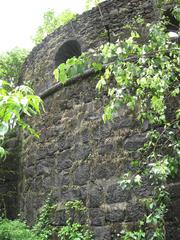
[[55, 40, 81, 67]]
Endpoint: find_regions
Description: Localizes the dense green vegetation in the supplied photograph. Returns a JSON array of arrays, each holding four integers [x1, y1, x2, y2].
[[0, 200, 92, 240], [0, 48, 28, 85], [0, 46, 42, 158], [0, 80, 43, 158], [0, 219, 40, 240], [58, 201, 93, 240]]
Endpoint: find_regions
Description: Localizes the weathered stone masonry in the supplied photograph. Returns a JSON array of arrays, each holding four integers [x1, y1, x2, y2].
[[2, 0, 180, 239], [0, 130, 21, 219], [20, 0, 158, 94]]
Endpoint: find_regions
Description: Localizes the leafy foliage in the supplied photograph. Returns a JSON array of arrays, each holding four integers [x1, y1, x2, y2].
[[0, 48, 28, 85], [58, 200, 93, 240], [0, 80, 43, 157], [0, 200, 93, 240], [53, 52, 99, 84], [33, 9, 76, 45], [54, 15, 179, 239], [32, 197, 56, 240], [0, 218, 40, 240], [0, 197, 55, 240], [121, 229, 145, 240], [59, 223, 93, 240]]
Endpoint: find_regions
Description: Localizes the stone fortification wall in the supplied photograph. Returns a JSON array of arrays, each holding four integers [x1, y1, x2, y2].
[[19, 73, 180, 239], [20, 73, 146, 238], [8, 0, 180, 239], [20, 0, 157, 94]]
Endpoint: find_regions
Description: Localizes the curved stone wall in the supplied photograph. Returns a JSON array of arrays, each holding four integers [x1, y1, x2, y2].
[[20, 73, 146, 238], [17, 0, 180, 239], [20, 0, 157, 94], [19, 74, 180, 239]]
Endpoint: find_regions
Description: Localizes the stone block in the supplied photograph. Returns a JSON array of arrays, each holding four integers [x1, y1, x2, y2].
[[92, 163, 116, 180], [57, 159, 72, 171], [112, 117, 134, 130], [57, 170, 70, 185], [125, 203, 144, 222], [106, 184, 130, 204], [98, 144, 114, 156], [105, 209, 124, 223], [92, 226, 111, 240], [81, 129, 90, 143], [37, 165, 50, 176], [72, 144, 92, 161], [73, 164, 90, 186], [88, 185, 104, 208], [61, 187, 82, 202], [123, 133, 147, 151], [89, 208, 105, 226]]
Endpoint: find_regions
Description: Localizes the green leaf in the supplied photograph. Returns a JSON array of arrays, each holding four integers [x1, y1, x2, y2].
[[0, 122, 9, 137], [0, 146, 6, 158]]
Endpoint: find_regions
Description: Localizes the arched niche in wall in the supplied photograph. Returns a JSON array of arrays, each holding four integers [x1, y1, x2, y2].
[[55, 40, 82, 67]]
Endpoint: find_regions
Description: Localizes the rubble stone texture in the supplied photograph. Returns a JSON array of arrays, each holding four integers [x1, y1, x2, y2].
[[1, 0, 180, 239]]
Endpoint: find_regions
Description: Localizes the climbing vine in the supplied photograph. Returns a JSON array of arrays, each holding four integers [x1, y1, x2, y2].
[[32, 196, 57, 240], [54, 13, 179, 239], [58, 200, 93, 240], [0, 199, 92, 240]]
